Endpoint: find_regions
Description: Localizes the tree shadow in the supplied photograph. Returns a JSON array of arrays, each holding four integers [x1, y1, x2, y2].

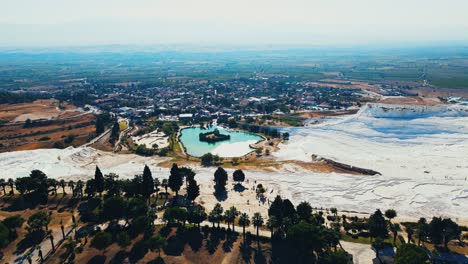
[[87, 255, 106, 264], [15, 231, 45, 255], [66, 197, 80, 208], [240, 242, 253, 263], [186, 227, 203, 252], [205, 229, 225, 254], [222, 233, 238, 253], [148, 256, 166, 264], [5, 192, 45, 211], [433, 250, 468, 264], [271, 235, 292, 264], [159, 226, 172, 237], [234, 184, 246, 192], [214, 190, 227, 202], [254, 248, 267, 264], [54, 195, 66, 210], [110, 250, 127, 264], [78, 198, 102, 223], [164, 235, 185, 256], [129, 240, 149, 263]]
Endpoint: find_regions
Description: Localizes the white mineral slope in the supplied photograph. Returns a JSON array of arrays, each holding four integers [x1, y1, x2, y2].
[[1, 103, 467, 221], [0, 147, 170, 180], [274, 104, 468, 221], [210, 140, 259, 157], [0, 144, 466, 221]]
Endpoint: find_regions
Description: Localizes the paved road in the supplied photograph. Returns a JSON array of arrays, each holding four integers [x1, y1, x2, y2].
[[114, 119, 131, 152], [83, 128, 111, 147]]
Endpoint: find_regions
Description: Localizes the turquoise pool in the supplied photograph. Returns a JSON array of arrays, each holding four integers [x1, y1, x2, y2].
[[179, 126, 264, 157]]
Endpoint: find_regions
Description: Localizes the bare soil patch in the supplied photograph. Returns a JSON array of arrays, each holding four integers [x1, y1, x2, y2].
[[378, 96, 443, 105], [0, 100, 96, 152]]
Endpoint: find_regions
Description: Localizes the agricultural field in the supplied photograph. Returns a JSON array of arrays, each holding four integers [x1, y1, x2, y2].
[[0, 99, 96, 152]]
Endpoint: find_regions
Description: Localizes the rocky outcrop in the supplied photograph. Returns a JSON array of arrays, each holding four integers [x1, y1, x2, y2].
[[361, 103, 468, 118], [312, 154, 381, 176]]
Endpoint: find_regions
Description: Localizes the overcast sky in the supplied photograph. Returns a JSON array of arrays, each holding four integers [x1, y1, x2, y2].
[[1, 0, 468, 47]]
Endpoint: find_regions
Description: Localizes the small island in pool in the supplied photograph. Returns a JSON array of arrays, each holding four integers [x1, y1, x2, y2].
[[199, 129, 231, 143]]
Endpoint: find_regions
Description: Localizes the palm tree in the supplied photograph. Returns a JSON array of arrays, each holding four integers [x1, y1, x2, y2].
[[390, 223, 398, 246], [48, 179, 58, 196], [53, 180, 59, 196], [59, 180, 67, 195], [252, 212, 264, 246], [81, 230, 89, 245], [224, 206, 239, 232], [72, 222, 78, 239], [0, 179, 6, 195], [36, 245, 44, 263], [46, 211, 53, 231], [266, 216, 278, 238], [68, 180, 75, 196], [330, 207, 338, 222], [60, 220, 65, 239], [210, 203, 224, 228], [208, 212, 217, 228], [154, 178, 160, 204], [417, 217, 427, 246], [224, 209, 232, 231], [238, 213, 250, 242], [65, 237, 76, 260], [162, 179, 169, 200], [76, 180, 84, 198], [47, 230, 55, 252], [407, 226, 414, 244], [7, 178, 14, 195], [25, 251, 32, 264], [71, 210, 76, 224], [384, 209, 397, 224], [342, 215, 347, 227]]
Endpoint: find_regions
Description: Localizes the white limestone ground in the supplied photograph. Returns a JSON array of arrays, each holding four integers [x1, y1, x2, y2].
[[210, 139, 260, 157], [0, 147, 168, 180], [273, 104, 468, 221], [131, 130, 169, 149], [0, 103, 467, 222]]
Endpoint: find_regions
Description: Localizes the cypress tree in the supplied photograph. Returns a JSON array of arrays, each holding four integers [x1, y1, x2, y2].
[[168, 164, 183, 197], [186, 179, 200, 203], [94, 166, 104, 196], [142, 165, 155, 202]]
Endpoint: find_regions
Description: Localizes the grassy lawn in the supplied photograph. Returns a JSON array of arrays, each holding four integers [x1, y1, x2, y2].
[[431, 78, 468, 89], [170, 134, 182, 152], [279, 116, 303, 127], [341, 233, 403, 247], [341, 233, 373, 245]]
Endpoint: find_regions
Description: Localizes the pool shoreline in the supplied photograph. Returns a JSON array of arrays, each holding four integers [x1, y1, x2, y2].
[[177, 125, 266, 159]]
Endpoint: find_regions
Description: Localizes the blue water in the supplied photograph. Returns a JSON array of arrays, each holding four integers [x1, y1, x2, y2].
[[179, 126, 263, 157]]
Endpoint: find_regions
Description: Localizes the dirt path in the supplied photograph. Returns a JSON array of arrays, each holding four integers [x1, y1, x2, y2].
[[33, 219, 75, 264], [7, 217, 75, 264]]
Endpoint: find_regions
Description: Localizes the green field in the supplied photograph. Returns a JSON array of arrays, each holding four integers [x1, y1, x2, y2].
[[430, 78, 468, 89]]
